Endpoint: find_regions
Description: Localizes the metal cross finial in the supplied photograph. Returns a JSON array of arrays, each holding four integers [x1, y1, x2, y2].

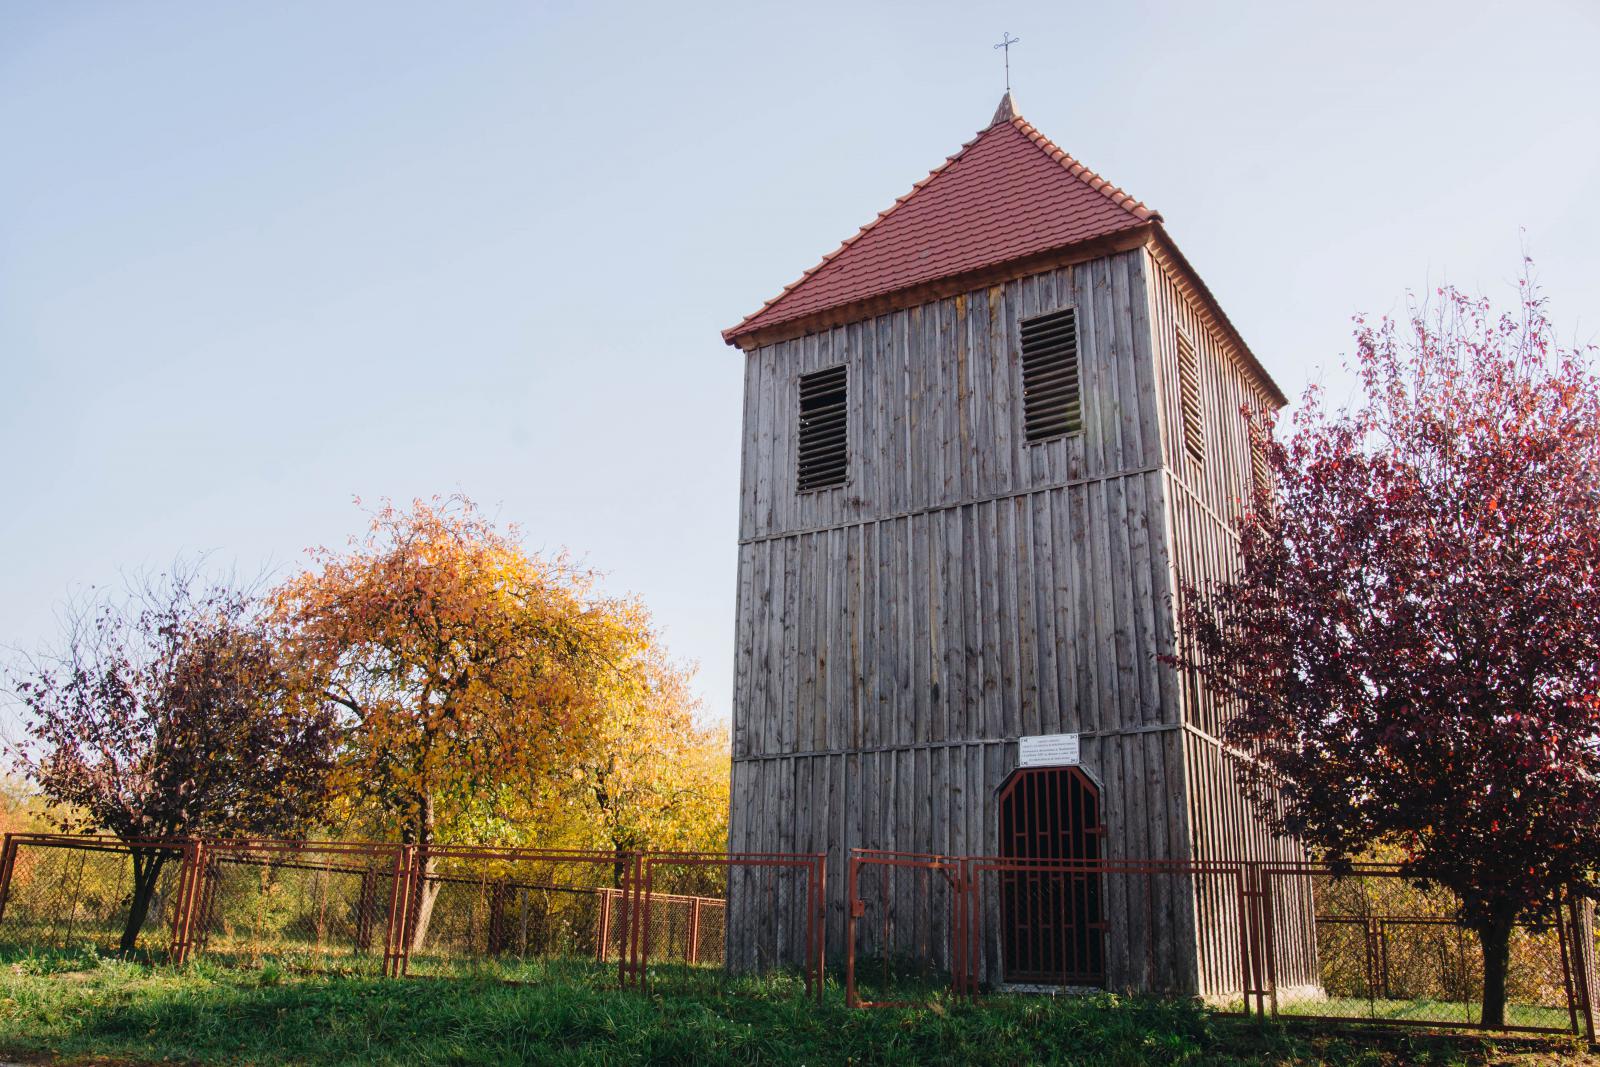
[[994, 32, 1021, 93]]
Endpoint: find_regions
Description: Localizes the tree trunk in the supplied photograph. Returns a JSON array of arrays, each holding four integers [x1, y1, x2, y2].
[[407, 862, 443, 952], [120, 848, 168, 956], [406, 792, 442, 953], [613, 845, 629, 890], [1478, 911, 1516, 1029]]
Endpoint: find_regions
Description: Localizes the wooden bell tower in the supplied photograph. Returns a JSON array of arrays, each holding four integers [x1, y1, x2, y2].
[[721, 93, 1300, 993]]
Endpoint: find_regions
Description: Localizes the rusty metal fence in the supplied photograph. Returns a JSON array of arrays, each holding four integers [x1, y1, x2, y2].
[[845, 852, 1259, 1009], [0, 834, 187, 958], [4, 832, 1594, 1035], [0, 834, 823, 998], [640, 852, 825, 1001], [1259, 864, 1587, 1034], [845, 850, 966, 1007], [844, 850, 1598, 1040], [186, 839, 410, 973]]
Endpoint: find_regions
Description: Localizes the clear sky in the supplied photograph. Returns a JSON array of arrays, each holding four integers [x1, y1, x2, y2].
[[3, 0, 1597, 725]]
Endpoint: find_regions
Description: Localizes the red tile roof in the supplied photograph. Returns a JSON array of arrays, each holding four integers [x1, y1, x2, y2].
[[724, 94, 1160, 345]]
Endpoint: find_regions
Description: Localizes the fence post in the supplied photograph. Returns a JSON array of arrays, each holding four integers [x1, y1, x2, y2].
[[967, 857, 981, 997], [1261, 866, 1281, 1018], [1367, 918, 1383, 1003], [948, 860, 963, 999], [1569, 895, 1597, 1044], [639, 854, 656, 994], [617, 863, 631, 988], [169, 838, 206, 966], [1238, 864, 1267, 1018], [687, 896, 701, 966], [597, 889, 613, 963], [616, 853, 640, 991], [1378, 919, 1393, 1001], [804, 856, 822, 999], [381, 844, 415, 978], [631, 852, 644, 990], [815, 853, 827, 1003], [0, 834, 18, 925], [845, 851, 860, 1008]]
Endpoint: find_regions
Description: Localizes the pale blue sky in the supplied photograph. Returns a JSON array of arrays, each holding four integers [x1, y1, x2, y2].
[[3, 1, 1597, 723]]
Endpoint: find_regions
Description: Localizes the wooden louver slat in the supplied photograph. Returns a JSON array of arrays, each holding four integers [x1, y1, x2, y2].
[[1020, 308, 1082, 443], [1251, 438, 1271, 499], [797, 364, 848, 491], [1176, 330, 1204, 464]]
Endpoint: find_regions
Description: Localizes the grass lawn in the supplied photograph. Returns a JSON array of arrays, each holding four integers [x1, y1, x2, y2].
[[1275, 995, 1572, 1032], [0, 947, 1595, 1066]]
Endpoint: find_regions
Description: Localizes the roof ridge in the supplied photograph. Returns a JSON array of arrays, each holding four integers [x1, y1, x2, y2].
[[722, 125, 993, 344], [1009, 116, 1160, 223]]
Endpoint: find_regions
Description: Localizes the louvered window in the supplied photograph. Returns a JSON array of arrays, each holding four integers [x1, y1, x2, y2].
[[1020, 308, 1082, 443], [797, 365, 848, 492], [1176, 330, 1204, 464], [1251, 437, 1272, 499]]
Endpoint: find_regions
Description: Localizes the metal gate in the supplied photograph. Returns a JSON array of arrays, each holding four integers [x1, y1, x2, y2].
[[997, 766, 1106, 985]]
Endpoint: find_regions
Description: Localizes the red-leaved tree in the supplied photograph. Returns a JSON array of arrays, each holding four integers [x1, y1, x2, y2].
[[1177, 268, 1600, 1026], [8, 570, 338, 955]]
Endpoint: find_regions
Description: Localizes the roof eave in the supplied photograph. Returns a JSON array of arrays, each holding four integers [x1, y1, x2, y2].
[[722, 223, 1156, 351], [1145, 225, 1287, 408]]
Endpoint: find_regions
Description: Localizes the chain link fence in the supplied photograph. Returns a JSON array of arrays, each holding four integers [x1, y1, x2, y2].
[[0, 834, 815, 999], [403, 847, 632, 983], [844, 851, 965, 1007], [639, 853, 824, 1001], [3, 832, 1595, 1035], [0, 835, 184, 958], [843, 850, 1598, 1038], [845, 854, 1257, 1008], [189, 840, 407, 974], [1261, 866, 1581, 1032]]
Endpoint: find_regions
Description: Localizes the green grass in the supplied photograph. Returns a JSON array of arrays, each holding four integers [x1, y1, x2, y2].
[[0, 946, 1593, 1066], [1277, 995, 1572, 1031]]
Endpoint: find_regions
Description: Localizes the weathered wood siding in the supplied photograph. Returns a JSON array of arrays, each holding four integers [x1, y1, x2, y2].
[[736, 251, 1167, 544], [730, 249, 1211, 986], [728, 244, 1303, 994], [1146, 251, 1317, 991]]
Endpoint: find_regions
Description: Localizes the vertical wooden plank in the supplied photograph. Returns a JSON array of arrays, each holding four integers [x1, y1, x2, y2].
[[991, 278, 1017, 494], [776, 536, 794, 757], [967, 287, 989, 497], [848, 523, 864, 752], [752, 343, 776, 538], [795, 533, 818, 753], [1029, 490, 1060, 733], [1073, 262, 1107, 480], [1011, 495, 1040, 738], [1051, 489, 1080, 735], [1108, 252, 1143, 472], [732, 542, 755, 761], [931, 295, 953, 505], [974, 500, 1002, 740], [1107, 477, 1138, 731], [738, 349, 760, 541]]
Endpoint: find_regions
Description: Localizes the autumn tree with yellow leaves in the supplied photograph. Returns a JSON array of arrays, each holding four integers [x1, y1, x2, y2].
[[528, 651, 729, 883], [273, 496, 727, 941]]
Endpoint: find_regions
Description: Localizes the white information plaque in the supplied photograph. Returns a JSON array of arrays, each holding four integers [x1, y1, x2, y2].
[[1018, 733, 1081, 767]]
